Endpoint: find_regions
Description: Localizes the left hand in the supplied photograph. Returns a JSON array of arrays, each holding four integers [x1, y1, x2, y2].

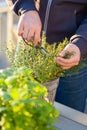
[[56, 43, 81, 70], [17, 11, 42, 46]]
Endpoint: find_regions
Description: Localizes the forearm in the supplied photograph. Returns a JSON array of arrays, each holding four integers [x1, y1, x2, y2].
[[6, 0, 36, 15]]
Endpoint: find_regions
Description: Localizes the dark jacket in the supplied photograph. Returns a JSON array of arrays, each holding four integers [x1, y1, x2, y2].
[[6, 0, 87, 57]]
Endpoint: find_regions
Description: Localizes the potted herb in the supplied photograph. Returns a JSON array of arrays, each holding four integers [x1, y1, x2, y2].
[[0, 67, 59, 130], [6, 34, 85, 102]]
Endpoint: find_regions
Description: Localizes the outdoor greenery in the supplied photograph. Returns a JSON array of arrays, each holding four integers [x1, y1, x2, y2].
[[0, 67, 59, 130], [6, 34, 85, 83], [2, 34, 86, 130]]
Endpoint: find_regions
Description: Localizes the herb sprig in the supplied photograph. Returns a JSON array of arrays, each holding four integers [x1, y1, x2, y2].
[[6, 34, 85, 83]]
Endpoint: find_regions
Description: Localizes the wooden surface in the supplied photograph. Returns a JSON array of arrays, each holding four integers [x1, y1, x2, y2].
[[54, 102, 87, 130]]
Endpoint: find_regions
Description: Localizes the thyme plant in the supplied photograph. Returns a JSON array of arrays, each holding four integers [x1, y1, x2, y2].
[[6, 34, 85, 83]]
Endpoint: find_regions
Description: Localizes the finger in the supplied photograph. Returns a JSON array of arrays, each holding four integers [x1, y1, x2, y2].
[[34, 31, 40, 46], [17, 22, 24, 36], [27, 30, 34, 42], [59, 49, 68, 57], [61, 62, 79, 70], [56, 56, 79, 67], [56, 56, 79, 65], [57, 61, 79, 68], [22, 27, 29, 40], [61, 66, 72, 70]]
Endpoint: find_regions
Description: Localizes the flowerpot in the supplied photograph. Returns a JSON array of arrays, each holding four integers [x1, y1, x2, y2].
[[42, 78, 59, 103]]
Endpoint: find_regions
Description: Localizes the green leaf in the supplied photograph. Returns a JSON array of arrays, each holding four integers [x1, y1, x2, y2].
[[2, 91, 12, 101]]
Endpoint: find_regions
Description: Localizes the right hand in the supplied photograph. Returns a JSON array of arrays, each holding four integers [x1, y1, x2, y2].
[[17, 10, 42, 46], [56, 43, 81, 70]]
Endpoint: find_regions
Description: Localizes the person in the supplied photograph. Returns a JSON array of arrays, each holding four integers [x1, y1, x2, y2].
[[6, 0, 87, 112]]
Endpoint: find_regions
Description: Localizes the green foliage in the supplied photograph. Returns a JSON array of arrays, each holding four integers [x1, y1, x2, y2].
[[0, 67, 59, 130], [6, 35, 67, 83], [6, 34, 85, 83]]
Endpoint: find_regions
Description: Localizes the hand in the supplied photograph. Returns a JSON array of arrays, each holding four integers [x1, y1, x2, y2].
[[56, 43, 81, 70], [17, 10, 42, 46]]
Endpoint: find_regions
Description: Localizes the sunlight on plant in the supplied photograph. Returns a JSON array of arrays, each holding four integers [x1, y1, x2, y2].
[[0, 67, 59, 130], [6, 33, 85, 83]]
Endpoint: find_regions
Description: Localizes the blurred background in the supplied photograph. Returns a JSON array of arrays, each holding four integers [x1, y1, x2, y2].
[[0, 0, 19, 69]]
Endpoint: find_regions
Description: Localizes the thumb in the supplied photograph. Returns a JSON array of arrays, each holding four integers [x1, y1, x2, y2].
[[59, 49, 68, 57]]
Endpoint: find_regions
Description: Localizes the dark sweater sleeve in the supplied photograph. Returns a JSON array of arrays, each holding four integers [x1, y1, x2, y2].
[[70, 38, 87, 58], [70, 11, 87, 58], [6, 0, 36, 15]]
